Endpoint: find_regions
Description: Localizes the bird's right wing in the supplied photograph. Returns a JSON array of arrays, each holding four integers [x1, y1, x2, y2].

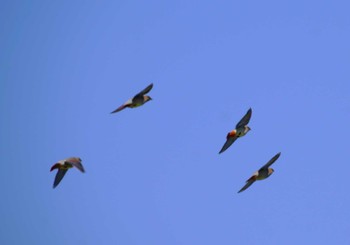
[[259, 152, 281, 171], [53, 169, 68, 188], [66, 158, 85, 173], [236, 108, 252, 128], [219, 136, 237, 154]]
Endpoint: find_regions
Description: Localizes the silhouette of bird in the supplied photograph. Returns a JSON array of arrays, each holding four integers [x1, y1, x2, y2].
[[50, 157, 85, 188], [238, 152, 281, 193], [219, 108, 252, 154], [111, 83, 153, 113]]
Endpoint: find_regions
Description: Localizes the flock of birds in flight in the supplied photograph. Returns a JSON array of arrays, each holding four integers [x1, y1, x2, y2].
[[50, 83, 281, 193]]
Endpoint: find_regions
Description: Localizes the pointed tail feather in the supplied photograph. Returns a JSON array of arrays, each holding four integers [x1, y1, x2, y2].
[[111, 104, 127, 113]]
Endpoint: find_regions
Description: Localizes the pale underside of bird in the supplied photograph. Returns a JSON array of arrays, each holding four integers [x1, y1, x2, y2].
[[50, 157, 85, 188], [219, 108, 252, 154], [111, 83, 153, 113], [238, 152, 281, 193]]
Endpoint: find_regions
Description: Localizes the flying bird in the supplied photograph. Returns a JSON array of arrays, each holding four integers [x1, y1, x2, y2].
[[50, 157, 85, 188], [238, 152, 281, 193], [111, 83, 153, 113], [219, 108, 252, 154]]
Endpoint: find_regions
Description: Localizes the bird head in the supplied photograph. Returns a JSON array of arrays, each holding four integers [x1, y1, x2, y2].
[[144, 95, 152, 102], [268, 168, 274, 176]]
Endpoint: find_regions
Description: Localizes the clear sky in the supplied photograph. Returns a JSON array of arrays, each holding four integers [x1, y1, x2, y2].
[[1, 1, 350, 244]]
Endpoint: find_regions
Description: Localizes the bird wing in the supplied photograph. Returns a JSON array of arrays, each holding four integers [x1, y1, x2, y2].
[[219, 136, 238, 154], [66, 158, 85, 173], [53, 169, 68, 188], [238, 176, 256, 193], [135, 83, 153, 97], [50, 163, 61, 171], [236, 108, 252, 128], [259, 152, 281, 171]]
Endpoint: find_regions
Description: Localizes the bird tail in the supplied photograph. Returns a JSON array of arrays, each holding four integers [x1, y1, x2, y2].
[[111, 105, 127, 113]]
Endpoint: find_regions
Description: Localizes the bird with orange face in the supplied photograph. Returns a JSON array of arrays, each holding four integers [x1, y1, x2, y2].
[[50, 157, 85, 188], [238, 152, 281, 193], [219, 108, 252, 154], [111, 83, 153, 113]]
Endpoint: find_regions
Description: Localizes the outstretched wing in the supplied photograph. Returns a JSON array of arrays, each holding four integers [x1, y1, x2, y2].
[[238, 176, 256, 193], [66, 158, 85, 173], [135, 83, 153, 97], [219, 136, 238, 154], [236, 108, 252, 128], [53, 169, 68, 188], [259, 152, 281, 171]]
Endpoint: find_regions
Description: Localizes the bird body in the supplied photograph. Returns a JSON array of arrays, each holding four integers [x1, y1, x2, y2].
[[50, 157, 85, 188], [219, 108, 252, 154], [238, 152, 280, 193], [111, 83, 153, 113]]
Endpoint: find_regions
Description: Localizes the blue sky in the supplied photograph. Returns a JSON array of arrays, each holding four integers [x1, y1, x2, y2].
[[1, 0, 350, 244]]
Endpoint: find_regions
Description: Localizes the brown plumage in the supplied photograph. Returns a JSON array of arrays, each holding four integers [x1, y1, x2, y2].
[[238, 152, 281, 193], [50, 157, 85, 188], [111, 83, 153, 113], [219, 108, 252, 154]]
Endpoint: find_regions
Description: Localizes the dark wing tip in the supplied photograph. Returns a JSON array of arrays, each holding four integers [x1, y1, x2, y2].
[[237, 177, 256, 193], [236, 108, 252, 128], [218, 145, 227, 154], [261, 152, 282, 170], [52, 169, 67, 189], [246, 107, 252, 117], [218, 137, 236, 154], [50, 163, 59, 172], [272, 152, 281, 162], [145, 83, 154, 93], [138, 83, 154, 96], [218, 145, 228, 154], [238, 185, 247, 193]]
